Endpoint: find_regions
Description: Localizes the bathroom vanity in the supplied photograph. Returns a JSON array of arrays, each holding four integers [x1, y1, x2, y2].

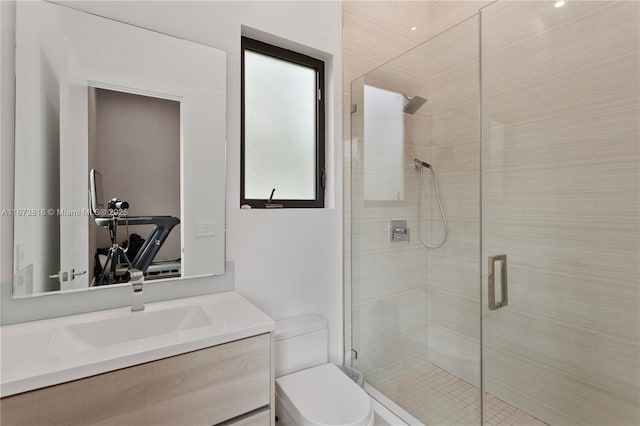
[[0, 292, 275, 425], [1, 4, 271, 423]]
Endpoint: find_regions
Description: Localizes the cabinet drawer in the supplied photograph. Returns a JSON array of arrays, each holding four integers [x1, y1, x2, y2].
[[1, 333, 271, 426], [221, 408, 271, 426]]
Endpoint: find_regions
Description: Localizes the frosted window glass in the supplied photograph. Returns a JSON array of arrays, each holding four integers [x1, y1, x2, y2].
[[244, 50, 317, 200], [363, 85, 405, 201]]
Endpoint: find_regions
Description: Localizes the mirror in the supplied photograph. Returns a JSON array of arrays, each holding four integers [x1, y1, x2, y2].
[[12, 2, 227, 297]]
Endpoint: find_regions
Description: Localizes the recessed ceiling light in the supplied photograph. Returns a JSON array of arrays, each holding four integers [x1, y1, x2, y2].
[[411, 26, 417, 32], [554, 1, 565, 8]]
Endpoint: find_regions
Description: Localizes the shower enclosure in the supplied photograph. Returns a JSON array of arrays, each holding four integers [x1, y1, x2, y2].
[[347, 2, 639, 425]]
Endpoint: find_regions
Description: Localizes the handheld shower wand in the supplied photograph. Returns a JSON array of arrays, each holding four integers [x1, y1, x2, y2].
[[414, 158, 431, 169], [414, 158, 448, 249]]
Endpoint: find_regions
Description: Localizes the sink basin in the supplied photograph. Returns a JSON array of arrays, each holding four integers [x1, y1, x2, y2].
[[65, 305, 212, 347], [1, 291, 275, 398], [1, 328, 83, 362]]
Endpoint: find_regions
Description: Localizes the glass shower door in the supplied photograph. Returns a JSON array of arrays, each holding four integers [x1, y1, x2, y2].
[[350, 16, 482, 425], [481, 2, 640, 425]]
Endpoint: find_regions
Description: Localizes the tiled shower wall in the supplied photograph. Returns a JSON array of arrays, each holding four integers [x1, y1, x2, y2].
[[481, 2, 639, 425]]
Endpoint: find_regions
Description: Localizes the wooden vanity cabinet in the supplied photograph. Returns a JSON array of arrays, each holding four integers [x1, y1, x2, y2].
[[0, 333, 272, 426]]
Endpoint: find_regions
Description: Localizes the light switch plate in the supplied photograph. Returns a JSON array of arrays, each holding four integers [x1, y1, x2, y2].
[[196, 223, 215, 237]]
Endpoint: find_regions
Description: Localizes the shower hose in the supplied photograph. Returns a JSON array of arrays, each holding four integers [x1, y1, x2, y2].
[[417, 166, 448, 249]]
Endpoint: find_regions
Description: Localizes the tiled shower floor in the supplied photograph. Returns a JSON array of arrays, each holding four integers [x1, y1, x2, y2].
[[375, 362, 548, 426]]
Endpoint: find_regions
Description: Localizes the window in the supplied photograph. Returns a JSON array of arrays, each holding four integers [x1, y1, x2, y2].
[[363, 85, 405, 202], [241, 37, 325, 208]]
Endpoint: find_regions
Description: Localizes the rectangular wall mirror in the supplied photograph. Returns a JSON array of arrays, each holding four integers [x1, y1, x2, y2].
[[12, 1, 227, 297]]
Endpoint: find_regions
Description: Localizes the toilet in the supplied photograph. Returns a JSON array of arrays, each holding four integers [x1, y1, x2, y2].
[[274, 314, 374, 426]]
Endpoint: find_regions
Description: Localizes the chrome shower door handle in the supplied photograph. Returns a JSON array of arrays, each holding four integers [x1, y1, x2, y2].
[[488, 254, 508, 311]]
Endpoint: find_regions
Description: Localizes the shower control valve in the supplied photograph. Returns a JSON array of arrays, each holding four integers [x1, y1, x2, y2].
[[390, 220, 410, 242]]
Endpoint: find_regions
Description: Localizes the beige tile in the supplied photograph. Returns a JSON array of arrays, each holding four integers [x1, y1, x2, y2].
[[482, 2, 639, 425], [375, 361, 547, 426]]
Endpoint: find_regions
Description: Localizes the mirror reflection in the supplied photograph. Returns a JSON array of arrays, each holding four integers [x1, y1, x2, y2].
[[12, 1, 227, 298], [88, 88, 181, 287], [13, 86, 182, 295]]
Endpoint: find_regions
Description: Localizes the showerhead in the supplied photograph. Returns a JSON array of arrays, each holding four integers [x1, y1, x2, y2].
[[403, 95, 428, 114], [414, 158, 432, 169]]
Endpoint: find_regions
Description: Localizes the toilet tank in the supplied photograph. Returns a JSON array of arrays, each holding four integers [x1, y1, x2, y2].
[[274, 314, 328, 377]]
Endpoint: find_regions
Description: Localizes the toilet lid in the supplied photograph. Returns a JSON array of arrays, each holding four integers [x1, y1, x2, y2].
[[276, 363, 373, 426]]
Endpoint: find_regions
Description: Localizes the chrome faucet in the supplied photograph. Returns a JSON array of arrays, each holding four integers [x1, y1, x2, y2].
[[130, 269, 145, 312]]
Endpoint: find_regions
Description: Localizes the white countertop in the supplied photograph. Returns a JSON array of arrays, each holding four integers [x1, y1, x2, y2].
[[0, 291, 275, 397]]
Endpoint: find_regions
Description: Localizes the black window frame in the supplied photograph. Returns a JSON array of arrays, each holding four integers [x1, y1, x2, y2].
[[241, 36, 325, 209]]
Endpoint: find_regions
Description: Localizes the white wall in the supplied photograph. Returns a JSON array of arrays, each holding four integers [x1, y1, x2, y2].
[[12, 4, 65, 294], [56, 1, 344, 362], [0, 1, 18, 305]]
